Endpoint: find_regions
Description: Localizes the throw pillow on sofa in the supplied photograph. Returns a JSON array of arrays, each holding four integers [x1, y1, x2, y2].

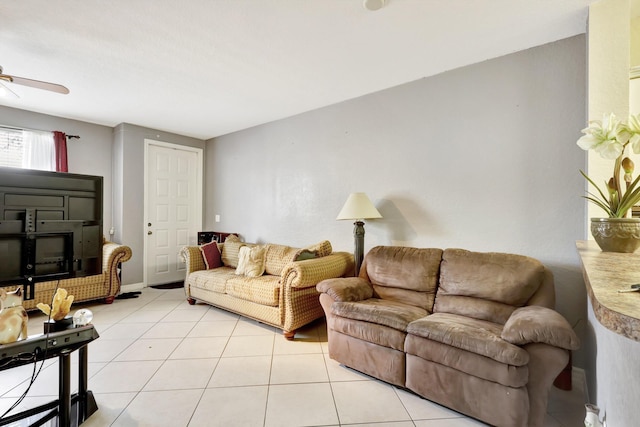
[[291, 240, 333, 262], [221, 234, 244, 268], [295, 250, 317, 261], [235, 245, 267, 277], [200, 241, 222, 269], [302, 240, 333, 257]]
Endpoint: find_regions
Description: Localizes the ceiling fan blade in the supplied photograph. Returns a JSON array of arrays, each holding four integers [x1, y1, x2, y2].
[[8, 75, 69, 94], [0, 80, 19, 98]]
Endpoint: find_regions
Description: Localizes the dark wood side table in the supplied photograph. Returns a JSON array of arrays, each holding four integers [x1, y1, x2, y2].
[[0, 324, 99, 427]]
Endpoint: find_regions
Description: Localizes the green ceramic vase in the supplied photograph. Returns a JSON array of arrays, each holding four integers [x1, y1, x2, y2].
[[590, 218, 640, 253]]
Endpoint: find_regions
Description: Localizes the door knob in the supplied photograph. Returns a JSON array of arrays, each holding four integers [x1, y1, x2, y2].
[[148, 231, 153, 235]]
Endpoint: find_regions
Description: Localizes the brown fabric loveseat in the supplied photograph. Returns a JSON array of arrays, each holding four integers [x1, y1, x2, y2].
[[182, 236, 353, 340], [317, 246, 579, 427]]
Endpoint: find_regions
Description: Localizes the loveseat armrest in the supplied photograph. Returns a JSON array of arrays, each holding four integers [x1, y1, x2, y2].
[[102, 240, 132, 299], [103, 241, 133, 273], [281, 251, 354, 289], [501, 306, 580, 350], [317, 277, 373, 302], [180, 246, 206, 275]]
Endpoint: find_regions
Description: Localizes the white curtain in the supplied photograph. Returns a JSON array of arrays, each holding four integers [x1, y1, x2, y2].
[[21, 130, 55, 171]]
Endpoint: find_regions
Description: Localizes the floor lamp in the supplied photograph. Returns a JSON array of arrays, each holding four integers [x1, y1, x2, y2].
[[336, 193, 382, 276]]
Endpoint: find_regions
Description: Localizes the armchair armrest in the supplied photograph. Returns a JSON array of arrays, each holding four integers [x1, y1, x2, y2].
[[180, 246, 206, 275], [501, 306, 580, 350], [281, 251, 354, 289], [317, 277, 373, 302]]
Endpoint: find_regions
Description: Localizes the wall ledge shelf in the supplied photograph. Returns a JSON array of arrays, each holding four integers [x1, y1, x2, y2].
[[577, 240, 640, 342]]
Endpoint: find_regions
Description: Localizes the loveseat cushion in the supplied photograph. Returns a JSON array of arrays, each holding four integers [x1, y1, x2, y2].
[[407, 313, 529, 366], [434, 249, 545, 324], [225, 274, 280, 306], [333, 317, 407, 351], [362, 246, 443, 312], [187, 267, 236, 294], [332, 298, 428, 332], [405, 334, 529, 388]]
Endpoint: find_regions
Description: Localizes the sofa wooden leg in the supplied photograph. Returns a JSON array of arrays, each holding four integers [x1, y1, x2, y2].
[[104, 296, 115, 304], [187, 297, 196, 305], [283, 330, 295, 340]]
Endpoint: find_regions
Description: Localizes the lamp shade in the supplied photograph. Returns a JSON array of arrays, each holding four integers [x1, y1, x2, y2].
[[336, 193, 382, 220]]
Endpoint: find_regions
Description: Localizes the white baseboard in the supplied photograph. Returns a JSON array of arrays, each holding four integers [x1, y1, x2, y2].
[[120, 282, 145, 293]]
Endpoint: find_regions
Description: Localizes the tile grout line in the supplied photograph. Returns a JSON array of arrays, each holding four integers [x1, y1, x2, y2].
[[108, 290, 181, 426]]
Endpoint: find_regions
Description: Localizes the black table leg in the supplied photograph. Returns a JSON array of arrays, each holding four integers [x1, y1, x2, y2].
[[59, 350, 72, 427], [77, 344, 98, 424], [78, 345, 87, 422]]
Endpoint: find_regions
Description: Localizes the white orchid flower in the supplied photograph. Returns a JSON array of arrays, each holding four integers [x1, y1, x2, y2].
[[577, 113, 640, 218], [626, 113, 640, 153], [594, 139, 624, 159], [577, 113, 625, 159]]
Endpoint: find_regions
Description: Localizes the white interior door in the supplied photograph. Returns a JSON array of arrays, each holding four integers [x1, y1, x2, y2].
[[145, 141, 202, 286]]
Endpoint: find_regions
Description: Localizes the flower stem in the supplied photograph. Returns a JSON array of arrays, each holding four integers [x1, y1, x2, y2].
[[614, 155, 622, 215]]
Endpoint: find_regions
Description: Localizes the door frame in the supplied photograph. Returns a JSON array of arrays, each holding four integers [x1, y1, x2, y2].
[[143, 139, 203, 287]]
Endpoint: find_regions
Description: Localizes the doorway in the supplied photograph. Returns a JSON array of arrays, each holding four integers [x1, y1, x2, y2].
[[144, 140, 203, 286]]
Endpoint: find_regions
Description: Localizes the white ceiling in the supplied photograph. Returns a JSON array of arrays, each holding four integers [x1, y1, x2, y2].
[[0, 0, 596, 140]]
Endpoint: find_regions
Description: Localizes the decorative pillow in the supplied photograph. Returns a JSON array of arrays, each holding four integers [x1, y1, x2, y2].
[[501, 306, 580, 350], [295, 250, 317, 261], [235, 245, 267, 277], [200, 241, 222, 269], [221, 234, 244, 268], [302, 240, 332, 257]]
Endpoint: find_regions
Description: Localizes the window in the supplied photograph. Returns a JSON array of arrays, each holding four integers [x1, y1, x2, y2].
[[0, 127, 24, 168], [0, 127, 56, 171]]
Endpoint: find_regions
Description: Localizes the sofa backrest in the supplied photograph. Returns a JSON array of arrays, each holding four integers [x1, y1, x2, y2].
[[265, 244, 301, 276], [360, 246, 443, 312], [433, 248, 554, 324], [264, 240, 333, 276]]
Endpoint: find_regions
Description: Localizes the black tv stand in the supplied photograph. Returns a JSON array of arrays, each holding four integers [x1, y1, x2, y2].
[[0, 325, 99, 427]]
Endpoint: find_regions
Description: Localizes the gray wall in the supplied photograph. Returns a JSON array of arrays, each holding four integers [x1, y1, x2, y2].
[[206, 35, 589, 367], [112, 123, 205, 285], [0, 35, 590, 369], [0, 105, 114, 234], [0, 109, 206, 287]]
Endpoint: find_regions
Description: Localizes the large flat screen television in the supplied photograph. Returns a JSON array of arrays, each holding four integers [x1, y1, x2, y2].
[[0, 167, 103, 300]]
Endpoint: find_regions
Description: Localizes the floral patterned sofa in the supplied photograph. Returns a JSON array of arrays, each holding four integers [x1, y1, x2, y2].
[[181, 236, 353, 340]]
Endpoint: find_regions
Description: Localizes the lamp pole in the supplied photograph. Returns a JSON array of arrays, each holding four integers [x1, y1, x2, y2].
[[336, 193, 382, 278], [353, 220, 365, 276]]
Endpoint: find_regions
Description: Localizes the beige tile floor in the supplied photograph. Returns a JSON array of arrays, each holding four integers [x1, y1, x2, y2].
[[0, 287, 587, 427]]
